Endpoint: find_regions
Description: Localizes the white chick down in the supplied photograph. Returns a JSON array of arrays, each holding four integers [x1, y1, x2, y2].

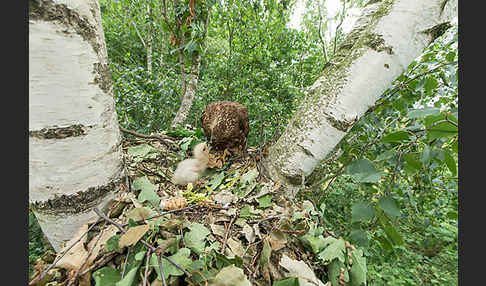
[[172, 142, 209, 185]]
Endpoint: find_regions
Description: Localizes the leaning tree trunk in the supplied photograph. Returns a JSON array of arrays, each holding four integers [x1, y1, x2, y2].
[[266, 0, 457, 186], [29, 0, 124, 251], [171, 51, 201, 128]]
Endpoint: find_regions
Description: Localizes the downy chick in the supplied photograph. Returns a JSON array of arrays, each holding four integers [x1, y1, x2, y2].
[[172, 142, 209, 185]]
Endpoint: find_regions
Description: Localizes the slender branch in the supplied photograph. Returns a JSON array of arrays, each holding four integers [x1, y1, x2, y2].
[[317, 0, 328, 62], [121, 246, 131, 278], [79, 252, 118, 276], [67, 228, 105, 286], [121, 205, 195, 227], [119, 126, 176, 147], [142, 250, 152, 286], [157, 253, 168, 286], [333, 0, 346, 55]]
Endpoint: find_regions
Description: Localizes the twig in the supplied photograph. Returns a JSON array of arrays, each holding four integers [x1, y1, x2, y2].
[[333, 0, 346, 55], [79, 251, 118, 276], [220, 215, 236, 254], [157, 253, 168, 286], [121, 246, 131, 279], [122, 205, 196, 227], [248, 215, 284, 224], [142, 250, 152, 286], [67, 228, 105, 286], [119, 126, 176, 147]]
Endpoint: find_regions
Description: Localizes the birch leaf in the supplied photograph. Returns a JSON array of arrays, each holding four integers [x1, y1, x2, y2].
[[133, 176, 160, 206]]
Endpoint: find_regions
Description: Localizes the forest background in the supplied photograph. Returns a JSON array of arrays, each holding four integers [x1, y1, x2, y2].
[[29, 0, 458, 284]]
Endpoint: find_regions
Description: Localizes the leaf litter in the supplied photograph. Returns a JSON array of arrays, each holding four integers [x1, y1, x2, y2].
[[30, 135, 366, 286]]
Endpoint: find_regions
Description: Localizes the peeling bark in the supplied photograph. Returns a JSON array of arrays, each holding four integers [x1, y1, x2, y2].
[[265, 0, 457, 187], [29, 0, 124, 251]]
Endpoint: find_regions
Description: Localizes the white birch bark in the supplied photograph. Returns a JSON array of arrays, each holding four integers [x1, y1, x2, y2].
[[266, 0, 457, 185], [29, 0, 124, 251]]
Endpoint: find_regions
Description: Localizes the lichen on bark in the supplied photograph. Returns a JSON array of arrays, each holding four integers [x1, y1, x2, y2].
[[29, 124, 91, 139], [31, 177, 124, 215]]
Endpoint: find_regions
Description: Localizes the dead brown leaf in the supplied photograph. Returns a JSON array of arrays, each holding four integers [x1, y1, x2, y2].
[[118, 224, 150, 248], [56, 224, 90, 271], [268, 230, 287, 251]]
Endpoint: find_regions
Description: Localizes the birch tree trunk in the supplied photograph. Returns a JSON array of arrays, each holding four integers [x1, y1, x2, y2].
[[171, 51, 201, 127], [265, 0, 457, 186], [29, 0, 124, 251]]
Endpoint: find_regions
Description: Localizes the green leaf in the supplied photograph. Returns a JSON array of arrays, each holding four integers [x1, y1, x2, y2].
[[105, 235, 120, 252], [377, 196, 401, 219], [407, 107, 440, 118], [93, 267, 122, 286], [115, 259, 142, 286], [349, 249, 367, 286], [133, 176, 160, 206], [425, 115, 458, 141], [134, 250, 146, 261], [240, 168, 259, 185], [273, 277, 299, 286], [179, 137, 194, 151], [239, 204, 262, 218], [346, 159, 384, 183], [209, 172, 225, 190], [377, 213, 404, 246], [376, 150, 394, 161], [375, 234, 393, 251], [258, 194, 273, 208], [299, 234, 326, 254], [403, 153, 422, 172], [127, 144, 159, 162], [443, 151, 457, 176], [447, 211, 458, 219], [214, 252, 243, 268], [184, 223, 210, 255], [328, 259, 348, 286], [382, 131, 410, 143], [424, 77, 438, 92], [348, 230, 369, 248], [421, 145, 431, 166], [150, 248, 192, 280], [318, 238, 345, 263], [351, 202, 376, 223]]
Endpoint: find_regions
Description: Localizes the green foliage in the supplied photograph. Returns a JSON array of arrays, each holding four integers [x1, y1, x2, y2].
[[306, 22, 458, 286], [29, 213, 45, 276]]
